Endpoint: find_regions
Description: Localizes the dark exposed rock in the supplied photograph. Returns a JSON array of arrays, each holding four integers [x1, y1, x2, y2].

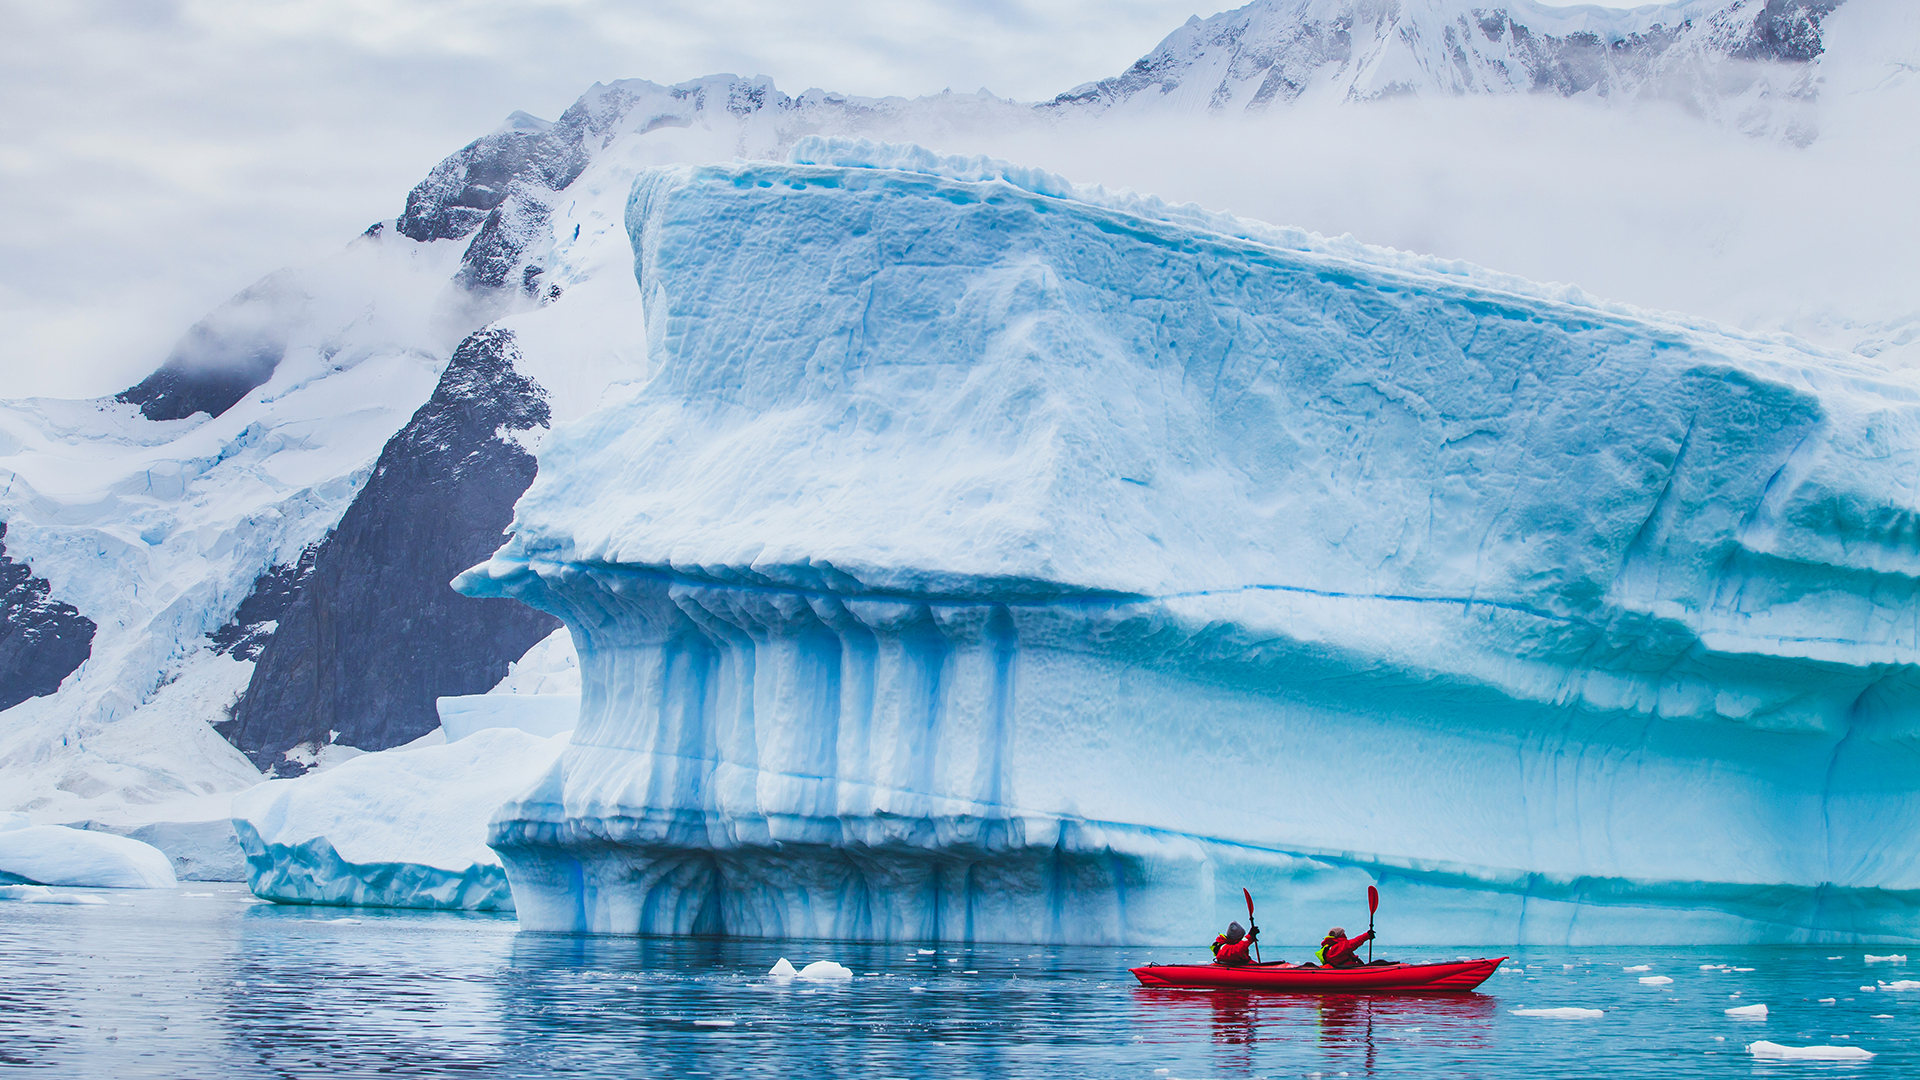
[[217, 328, 560, 773], [0, 522, 96, 712], [1727, 0, 1840, 63], [116, 270, 304, 422], [209, 545, 320, 662]]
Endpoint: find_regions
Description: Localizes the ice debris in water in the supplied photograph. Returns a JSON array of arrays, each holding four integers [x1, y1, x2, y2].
[[1512, 1007, 1605, 1019], [1879, 980, 1920, 991], [0, 884, 107, 905], [1828, 956, 1845, 960], [799, 961, 853, 981], [1865, 954, 1907, 963], [918, 949, 936, 955], [1639, 976, 1675, 986], [1624, 965, 1652, 973], [1819, 998, 1837, 1004], [692, 1019, 736, 1027], [1872, 1014, 1895, 1019], [1747, 1042, 1873, 1061], [769, 958, 798, 977], [1725, 1004, 1768, 1018]]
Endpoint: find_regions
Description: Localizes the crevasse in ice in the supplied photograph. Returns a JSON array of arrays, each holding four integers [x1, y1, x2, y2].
[[455, 137, 1920, 944]]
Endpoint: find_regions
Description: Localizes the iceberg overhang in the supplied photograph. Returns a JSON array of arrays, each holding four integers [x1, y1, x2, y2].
[[455, 139, 1920, 943]]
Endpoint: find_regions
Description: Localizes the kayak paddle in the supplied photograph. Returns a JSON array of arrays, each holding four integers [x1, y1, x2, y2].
[[1367, 884, 1379, 962], [1244, 887, 1261, 963]]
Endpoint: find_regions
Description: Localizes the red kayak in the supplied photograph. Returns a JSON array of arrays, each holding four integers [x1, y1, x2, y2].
[[1130, 957, 1505, 993]]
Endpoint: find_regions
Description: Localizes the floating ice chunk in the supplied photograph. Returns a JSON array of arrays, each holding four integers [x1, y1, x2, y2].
[[1827, 956, 1845, 960], [1731, 967, 1754, 972], [324, 917, 361, 924], [1879, 980, 1920, 991], [1865, 954, 1907, 963], [0, 824, 175, 889], [1725, 1004, 1768, 1018], [1639, 976, 1674, 986], [1872, 1014, 1894, 1019], [1819, 998, 1837, 1004], [1512, 1007, 1604, 1019], [1700, 964, 1727, 971], [1861, 986, 1877, 992], [692, 1019, 736, 1027], [798, 960, 853, 981], [768, 958, 798, 977], [0, 884, 107, 905], [1747, 1042, 1873, 1061], [1624, 965, 1652, 973], [918, 949, 936, 955]]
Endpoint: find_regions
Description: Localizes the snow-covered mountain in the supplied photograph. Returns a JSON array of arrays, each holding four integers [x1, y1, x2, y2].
[[0, 0, 1907, 866], [1054, 0, 1841, 140]]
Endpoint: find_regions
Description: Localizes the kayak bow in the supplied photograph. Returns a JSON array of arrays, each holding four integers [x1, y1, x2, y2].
[[1130, 957, 1504, 993]]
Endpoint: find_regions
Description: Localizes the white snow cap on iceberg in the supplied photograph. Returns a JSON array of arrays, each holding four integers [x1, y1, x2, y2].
[[0, 823, 176, 888]]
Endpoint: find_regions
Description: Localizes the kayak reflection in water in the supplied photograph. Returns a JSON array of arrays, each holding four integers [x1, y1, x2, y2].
[[1209, 921, 1260, 966], [1315, 927, 1375, 968]]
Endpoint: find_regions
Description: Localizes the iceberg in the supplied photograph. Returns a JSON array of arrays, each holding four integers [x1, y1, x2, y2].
[[456, 138, 1920, 944], [0, 813, 176, 889], [232, 725, 569, 910]]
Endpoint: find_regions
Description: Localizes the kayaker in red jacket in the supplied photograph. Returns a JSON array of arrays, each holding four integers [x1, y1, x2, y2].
[[1317, 927, 1373, 968], [1211, 921, 1259, 965]]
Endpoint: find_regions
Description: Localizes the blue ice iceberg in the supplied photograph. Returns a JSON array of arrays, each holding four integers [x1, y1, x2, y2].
[[456, 138, 1920, 944]]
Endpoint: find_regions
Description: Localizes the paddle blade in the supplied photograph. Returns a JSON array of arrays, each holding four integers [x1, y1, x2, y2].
[[1243, 887, 1255, 920], [1368, 885, 1379, 914]]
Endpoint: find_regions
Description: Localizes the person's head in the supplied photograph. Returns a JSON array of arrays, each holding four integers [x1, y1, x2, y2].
[[1225, 921, 1245, 943], [1325, 927, 1346, 940]]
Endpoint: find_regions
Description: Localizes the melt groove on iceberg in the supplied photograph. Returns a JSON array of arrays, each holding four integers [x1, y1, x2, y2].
[[456, 138, 1920, 943]]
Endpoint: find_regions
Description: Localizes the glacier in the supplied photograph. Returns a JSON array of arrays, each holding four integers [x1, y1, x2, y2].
[[453, 138, 1920, 945]]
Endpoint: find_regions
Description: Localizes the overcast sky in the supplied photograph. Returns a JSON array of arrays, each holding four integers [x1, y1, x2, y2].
[[0, 0, 1666, 399]]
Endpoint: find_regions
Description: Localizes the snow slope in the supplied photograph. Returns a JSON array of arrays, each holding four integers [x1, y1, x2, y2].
[[456, 139, 1920, 944]]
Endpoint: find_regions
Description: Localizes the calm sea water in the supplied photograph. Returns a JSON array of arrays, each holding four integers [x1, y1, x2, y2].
[[1, 885, 1913, 1078]]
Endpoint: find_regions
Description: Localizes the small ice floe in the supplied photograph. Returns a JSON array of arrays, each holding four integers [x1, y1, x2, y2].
[[1865, 954, 1907, 964], [769, 958, 798, 977], [909, 986, 926, 992], [1512, 1007, 1605, 1019], [798, 960, 853, 982], [1731, 967, 1754, 972], [1700, 964, 1730, 971], [0, 885, 106, 905], [1819, 998, 1837, 1004], [1747, 1042, 1873, 1061], [692, 1019, 736, 1027], [1861, 986, 1877, 992], [1713, 1037, 1726, 1042], [1725, 1004, 1768, 1018], [1828, 956, 1845, 961], [1639, 976, 1675, 986], [325, 917, 361, 924], [1623, 965, 1652, 973], [917, 949, 936, 955], [1879, 980, 1920, 991], [963, 970, 978, 974], [1872, 1014, 1894, 1019]]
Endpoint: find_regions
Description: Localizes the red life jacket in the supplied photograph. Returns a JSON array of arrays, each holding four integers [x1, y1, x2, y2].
[[1214, 935, 1255, 966], [1317, 931, 1372, 966]]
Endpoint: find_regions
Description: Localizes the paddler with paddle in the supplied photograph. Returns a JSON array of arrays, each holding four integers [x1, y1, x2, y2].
[[1314, 885, 1382, 968], [1209, 888, 1265, 966]]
